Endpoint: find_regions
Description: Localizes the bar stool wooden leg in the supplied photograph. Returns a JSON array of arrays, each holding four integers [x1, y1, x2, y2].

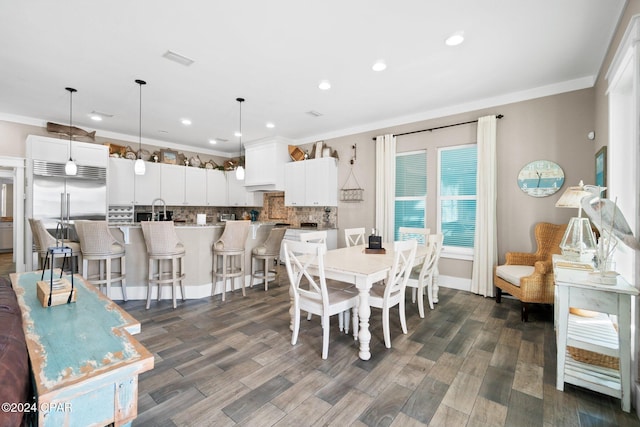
[[121, 256, 127, 301], [146, 258, 153, 310]]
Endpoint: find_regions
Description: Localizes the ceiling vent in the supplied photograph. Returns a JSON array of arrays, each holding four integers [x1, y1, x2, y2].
[[162, 50, 195, 66], [306, 110, 323, 117]]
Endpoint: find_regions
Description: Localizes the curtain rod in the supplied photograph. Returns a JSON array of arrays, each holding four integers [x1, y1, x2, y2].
[[371, 114, 504, 140]]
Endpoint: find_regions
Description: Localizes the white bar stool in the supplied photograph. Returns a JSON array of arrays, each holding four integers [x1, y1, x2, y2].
[[74, 220, 126, 300], [251, 227, 286, 291], [212, 220, 251, 301], [29, 218, 82, 274], [141, 221, 186, 309]]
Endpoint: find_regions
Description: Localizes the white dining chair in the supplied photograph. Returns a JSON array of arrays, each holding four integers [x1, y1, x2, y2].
[[406, 233, 443, 317], [369, 239, 417, 348], [344, 227, 366, 247], [398, 227, 430, 245], [299, 229, 353, 332], [283, 239, 359, 359]]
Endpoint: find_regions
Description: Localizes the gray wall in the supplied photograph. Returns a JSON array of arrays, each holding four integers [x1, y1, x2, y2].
[[305, 88, 595, 282]]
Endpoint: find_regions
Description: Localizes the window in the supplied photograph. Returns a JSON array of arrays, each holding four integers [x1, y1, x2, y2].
[[394, 151, 426, 242], [438, 144, 477, 258]]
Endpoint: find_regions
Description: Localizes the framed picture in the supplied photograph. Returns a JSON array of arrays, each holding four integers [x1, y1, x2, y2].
[[595, 146, 607, 197], [160, 149, 178, 165]]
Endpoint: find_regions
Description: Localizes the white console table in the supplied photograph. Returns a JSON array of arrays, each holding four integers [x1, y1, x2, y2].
[[554, 256, 637, 412]]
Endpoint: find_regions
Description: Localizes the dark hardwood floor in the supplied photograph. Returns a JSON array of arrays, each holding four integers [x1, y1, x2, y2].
[[114, 268, 640, 427], [2, 252, 638, 426]]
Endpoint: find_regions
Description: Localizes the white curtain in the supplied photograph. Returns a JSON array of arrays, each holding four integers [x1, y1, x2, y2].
[[471, 115, 498, 297], [375, 134, 396, 243]]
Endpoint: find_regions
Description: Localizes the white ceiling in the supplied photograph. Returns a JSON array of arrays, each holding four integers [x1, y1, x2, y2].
[[0, 1, 626, 156]]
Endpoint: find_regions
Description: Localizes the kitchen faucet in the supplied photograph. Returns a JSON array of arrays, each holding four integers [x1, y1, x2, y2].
[[151, 198, 167, 221]]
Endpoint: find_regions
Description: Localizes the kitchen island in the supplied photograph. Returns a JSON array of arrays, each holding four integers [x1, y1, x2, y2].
[[107, 222, 275, 301]]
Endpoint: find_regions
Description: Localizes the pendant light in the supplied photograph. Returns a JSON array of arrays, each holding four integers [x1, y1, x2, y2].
[[134, 79, 147, 175], [64, 87, 78, 176], [235, 97, 245, 180]]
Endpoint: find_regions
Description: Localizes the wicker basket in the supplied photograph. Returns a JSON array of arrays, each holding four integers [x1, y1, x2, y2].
[[568, 346, 619, 370], [288, 145, 305, 161], [340, 188, 364, 202]]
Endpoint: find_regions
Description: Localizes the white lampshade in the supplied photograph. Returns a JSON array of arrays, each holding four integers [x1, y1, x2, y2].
[[555, 180, 592, 216], [134, 158, 146, 175], [236, 165, 245, 180], [65, 159, 77, 176]]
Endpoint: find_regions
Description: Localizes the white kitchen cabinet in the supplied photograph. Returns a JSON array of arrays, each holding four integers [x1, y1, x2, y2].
[[227, 172, 263, 207], [134, 162, 161, 205], [160, 163, 186, 205], [161, 164, 208, 206], [27, 135, 108, 167], [244, 137, 291, 191], [305, 157, 337, 206], [206, 169, 227, 206], [0, 222, 13, 252], [185, 167, 207, 205], [108, 158, 135, 205], [284, 161, 306, 206], [284, 157, 337, 207]]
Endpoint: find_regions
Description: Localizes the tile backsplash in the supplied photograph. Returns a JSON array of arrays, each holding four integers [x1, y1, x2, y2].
[[135, 192, 337, 227]]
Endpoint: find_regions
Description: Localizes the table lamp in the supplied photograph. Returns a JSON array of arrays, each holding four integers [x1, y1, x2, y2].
[[555, 180, 597, 262]]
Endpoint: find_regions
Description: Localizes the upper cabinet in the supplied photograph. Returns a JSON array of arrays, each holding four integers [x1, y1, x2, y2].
[[228, 171, 263, 207], [244, 137, 292, 191], [284, 157, 337, 207], [206, 169, 227, 206], [26, 135, 108, 168], [108, 158, 134, 205], [134, 162, 161, 205]]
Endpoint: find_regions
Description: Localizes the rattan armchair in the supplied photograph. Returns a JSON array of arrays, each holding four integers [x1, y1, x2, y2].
[[494, 222, 566, 321]]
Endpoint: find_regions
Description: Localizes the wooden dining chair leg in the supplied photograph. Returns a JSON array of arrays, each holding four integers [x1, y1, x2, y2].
[[352, 307, 359, 340], [417, 285, 426, 318], [399, 299, 408, 334], [344, 309, 350, 334], [427, 276, 435, 310], [321, 314, 330, 359], [291, 304, 301, 345], [382, 307, 392, 348]]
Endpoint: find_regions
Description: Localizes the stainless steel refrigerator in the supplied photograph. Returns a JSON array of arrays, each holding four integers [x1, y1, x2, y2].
[[30, 160, 107, 240]]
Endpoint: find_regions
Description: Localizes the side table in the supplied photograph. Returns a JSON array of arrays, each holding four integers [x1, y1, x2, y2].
[[554, 255, 637, 412]]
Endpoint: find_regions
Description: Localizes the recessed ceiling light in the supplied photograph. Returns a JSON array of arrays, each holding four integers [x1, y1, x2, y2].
[[372, 61, 387, 71], [234, 131, 242, 137], [209, 139, 217, 144], [445, 31, 465, 46], [181, 118, 192, 126], [266, 122, 275, 128], [89, 110, 112, 121], [318, 80, 331, 90], [162, 50, 195, 66]]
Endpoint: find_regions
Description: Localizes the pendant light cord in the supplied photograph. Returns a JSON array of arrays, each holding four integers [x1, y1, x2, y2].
[[237, 97, 245, 161], [65, 87, 76, 160], [135, 80, 146, 159]]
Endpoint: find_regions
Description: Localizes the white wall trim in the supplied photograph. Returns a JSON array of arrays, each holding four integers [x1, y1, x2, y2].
[[438, 274, 472, 293]]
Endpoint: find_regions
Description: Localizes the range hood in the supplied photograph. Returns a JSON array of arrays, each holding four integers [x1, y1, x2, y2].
[[243, 137, 292, 192]]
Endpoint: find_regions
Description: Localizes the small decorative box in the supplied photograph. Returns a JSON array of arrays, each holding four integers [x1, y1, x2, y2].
[[37, 278, 76, 307]]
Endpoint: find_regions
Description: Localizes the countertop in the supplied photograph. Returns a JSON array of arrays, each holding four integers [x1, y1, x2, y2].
[[109, 221, 278, 228]]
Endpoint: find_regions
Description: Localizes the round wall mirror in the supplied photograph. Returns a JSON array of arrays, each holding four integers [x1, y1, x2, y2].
[[517, 160, 564, 197]]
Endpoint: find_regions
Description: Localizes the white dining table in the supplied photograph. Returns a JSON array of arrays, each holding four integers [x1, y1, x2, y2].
[[302, 243, 427, 360]]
